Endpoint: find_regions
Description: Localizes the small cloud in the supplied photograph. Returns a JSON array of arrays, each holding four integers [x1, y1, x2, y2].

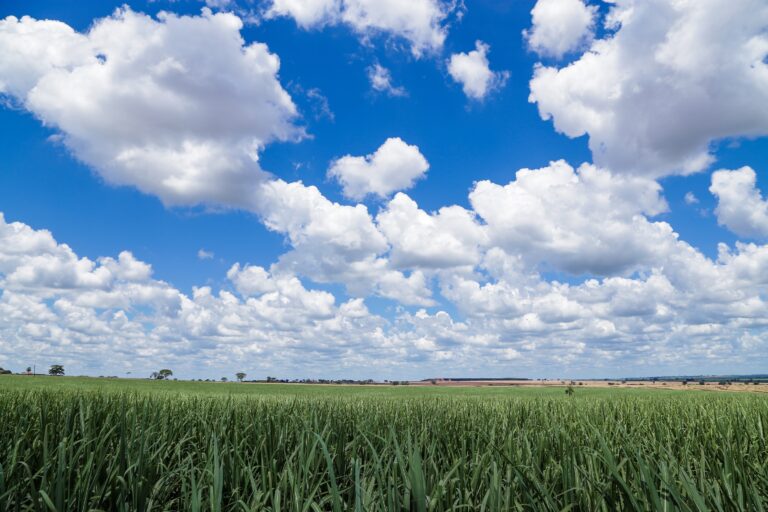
[[524, 0, 596, 59], [684, 192, 699, 205], [367, 64, 407, 97], [205, 0, 234, 8], [447, 41, 508, 101], [328, 137, 429, 200], [307, 88, 334, 121], [198, 249, 215, 260]]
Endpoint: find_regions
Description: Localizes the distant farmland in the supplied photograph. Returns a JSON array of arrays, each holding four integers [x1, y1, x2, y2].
[[0, 376, 766, 510]]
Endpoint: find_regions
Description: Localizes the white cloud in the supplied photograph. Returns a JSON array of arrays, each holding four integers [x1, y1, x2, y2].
[[0, 16, 92, 99], [684, 192, 699, 205], [265, 0, 340, 28], [328, 137, 429, 200], [205, 0, 235, 8], [524, 0, 596, 58], [228, 263, 274, 296], [2, 209, 768, 378], [0, 8, 299, 208], [710, 167, 768, 238], [266, 0, 453, 56], [4, 6, 768, 378], [447, 41, 508, 100], [0, 213, 178, 310], [377, 193, 486, 269], [0, 212, 394, 377], [367, 63, 406, 97], [197, 249, 215, 260], [529, 0, 768, 176], [227, 263, 336, 317], [469, 160, 674, 275], [255, 179, 434, 305]]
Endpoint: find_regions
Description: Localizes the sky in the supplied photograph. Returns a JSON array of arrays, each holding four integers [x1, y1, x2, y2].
[[0, 0, 767, 380]]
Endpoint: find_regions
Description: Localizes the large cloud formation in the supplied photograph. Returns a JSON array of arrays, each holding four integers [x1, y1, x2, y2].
[[0, 8, 299, 207], [2, 4, 768, 378], [529, 0, 768, 176], [2, 208, 768, 378], [469, 161, 674, 275]]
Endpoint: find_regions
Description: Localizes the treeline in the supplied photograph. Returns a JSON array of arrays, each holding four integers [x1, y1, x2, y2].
[[254, 377, 404, 385]]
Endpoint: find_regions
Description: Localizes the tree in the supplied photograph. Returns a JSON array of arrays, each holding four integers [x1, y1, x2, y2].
[[0, 367, 11, 375], [49, 365, 65, 376], [221, 377, 228, 382], [158, 369, 173, 380], [236, 372, 246, 382], [565, 385, 575, 397]]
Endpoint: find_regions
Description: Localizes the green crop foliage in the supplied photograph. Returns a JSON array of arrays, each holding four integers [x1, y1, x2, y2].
[[0, 376, 766, 511]]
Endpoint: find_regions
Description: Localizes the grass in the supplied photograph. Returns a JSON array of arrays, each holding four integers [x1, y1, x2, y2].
[[0, 375, 705, 397], [0, 375, 766, 510]]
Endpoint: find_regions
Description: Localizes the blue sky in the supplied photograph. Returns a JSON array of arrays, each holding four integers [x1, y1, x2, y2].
[[0, 0, 767, 380]]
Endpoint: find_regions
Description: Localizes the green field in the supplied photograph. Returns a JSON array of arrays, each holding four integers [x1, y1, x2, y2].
[[0, 376, 766, 511]]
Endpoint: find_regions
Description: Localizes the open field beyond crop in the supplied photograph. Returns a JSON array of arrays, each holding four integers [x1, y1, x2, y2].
[[1, 376, 767, 511]]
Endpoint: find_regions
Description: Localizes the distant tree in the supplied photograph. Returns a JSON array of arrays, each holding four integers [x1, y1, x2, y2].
[[158, 369, 173, 380], [150, 372, 159, 380], [565, 385, 575, 397], [26, 366, 32, 374], [236, 372, 246, 382], [0, 367, 11, 375], [221, 377, 228, 382], [49, 365, 65, 376]]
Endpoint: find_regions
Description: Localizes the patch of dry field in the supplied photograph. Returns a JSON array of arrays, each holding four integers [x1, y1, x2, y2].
[[412, 379, 768, 393]]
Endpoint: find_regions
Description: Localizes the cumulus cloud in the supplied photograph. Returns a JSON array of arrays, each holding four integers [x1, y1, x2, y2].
[[4, 5, 768, 378], [328, 137, 429, 200], [710, 167, 768, 238], [0, 8, 299, 208], [2, 208, 768, 377], [367, 63, 406, 96], [469, 160, 674, 275], [377, 193, 486, 269], [524, 0, 596, 58], [0, 212, 393, 376], [266, 0, 453, 56], [0, 213, 177, 311], [255, 179, 434, 305], [528, 0, 768, 176], [447, 41, 508, 100], [227, 263, 336, 317]]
